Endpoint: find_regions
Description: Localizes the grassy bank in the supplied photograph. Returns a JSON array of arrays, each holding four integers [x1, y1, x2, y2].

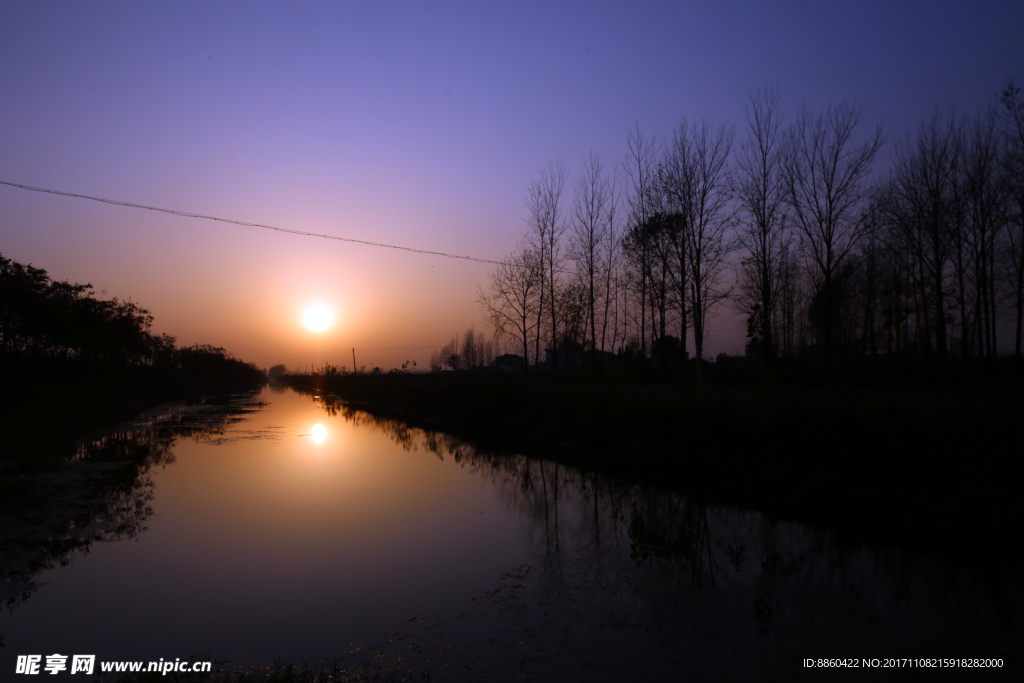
[[282, 366, 1024, 563]]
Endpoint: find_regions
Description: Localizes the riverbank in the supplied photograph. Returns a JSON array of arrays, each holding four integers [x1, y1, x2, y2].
[[282, 368, 1024, 563], [0, 364, 266, 468]]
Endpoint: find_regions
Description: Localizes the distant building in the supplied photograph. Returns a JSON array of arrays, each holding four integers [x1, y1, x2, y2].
[[493, 354, 525, 372], [541, 345, 615, 371], [713, 353, 751, 370], [652, 335, 688, 369], [545, 345, 583, 370]]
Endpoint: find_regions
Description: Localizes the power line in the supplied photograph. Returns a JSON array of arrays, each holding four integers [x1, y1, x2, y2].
[[0, 180, 505, 266]]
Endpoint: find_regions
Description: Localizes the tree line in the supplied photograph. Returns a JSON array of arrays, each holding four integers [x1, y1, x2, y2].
[[0, 252, 265, 389], [428, 327, 499, 372], [479, 80, 1024, 375]]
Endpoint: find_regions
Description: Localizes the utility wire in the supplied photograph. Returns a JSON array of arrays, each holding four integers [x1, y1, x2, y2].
[[0, 180, 505, 266]]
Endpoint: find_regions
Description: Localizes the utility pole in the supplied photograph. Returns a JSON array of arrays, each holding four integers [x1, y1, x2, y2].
[[352, 348, 357, 374]]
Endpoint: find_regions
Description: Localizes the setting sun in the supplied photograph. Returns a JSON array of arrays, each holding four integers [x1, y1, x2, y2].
[[302, 304, 333, 333]]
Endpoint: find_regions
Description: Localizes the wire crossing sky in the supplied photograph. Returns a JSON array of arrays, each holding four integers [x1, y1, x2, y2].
[[2, 1, 1020, 369], [0, 180, 505, 266]]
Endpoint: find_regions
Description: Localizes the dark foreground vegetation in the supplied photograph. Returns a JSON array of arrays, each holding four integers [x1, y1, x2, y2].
[[0, 253, 266, 464], [283, 360, 1024, 565]]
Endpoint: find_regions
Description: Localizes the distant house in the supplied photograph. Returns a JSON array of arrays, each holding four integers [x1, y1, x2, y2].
[[545, 345, 583, 370], [493, 354, 525, 372], [542, 345, 615, 371], [713, 354, 750, 370]]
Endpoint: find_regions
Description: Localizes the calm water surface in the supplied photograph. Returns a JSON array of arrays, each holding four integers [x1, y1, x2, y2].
[[2, 386, 1020, 680]]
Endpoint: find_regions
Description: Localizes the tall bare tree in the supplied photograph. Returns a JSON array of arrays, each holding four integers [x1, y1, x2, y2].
[[947, 122, 973, 359], [597, 167, 624, 369], [1002, 80, 1024, 357], [526, 160, 569, 374], [735, 86, 788, 361], [478, 243, 541, 371], [570, 152, 612, 370], [884, 110, 960, 361], [623, 124, 659, 358], [662, 118, 736, 379], [783, 101, 883, 359], [963, 106, 1007, 358]]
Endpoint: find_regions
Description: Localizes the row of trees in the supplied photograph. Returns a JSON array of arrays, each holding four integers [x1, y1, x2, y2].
[[0, 252, 265, 385], [479, 80, 1024, 375], [1, 254, 158, 364], [429, 327, 499, 372]]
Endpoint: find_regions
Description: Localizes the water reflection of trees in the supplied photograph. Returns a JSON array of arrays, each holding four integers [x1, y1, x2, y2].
[[321, 394, 1023, 646], [0, 395, 264, 612]]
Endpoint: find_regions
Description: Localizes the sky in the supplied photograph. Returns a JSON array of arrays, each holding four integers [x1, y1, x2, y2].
[[1, 1, 1022, 370]]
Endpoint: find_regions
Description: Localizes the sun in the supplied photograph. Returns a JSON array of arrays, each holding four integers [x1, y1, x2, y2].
[[303, 304, 333, 332]]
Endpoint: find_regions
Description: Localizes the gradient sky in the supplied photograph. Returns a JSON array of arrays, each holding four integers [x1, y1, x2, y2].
[[2, 1, 1022, 370]]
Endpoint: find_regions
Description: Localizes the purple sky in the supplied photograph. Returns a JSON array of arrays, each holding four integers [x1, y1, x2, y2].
[[2, 1, 1021, 369]]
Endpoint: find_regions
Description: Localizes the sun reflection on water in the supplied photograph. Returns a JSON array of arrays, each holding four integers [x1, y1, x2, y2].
[[311, 423, 327, 445]]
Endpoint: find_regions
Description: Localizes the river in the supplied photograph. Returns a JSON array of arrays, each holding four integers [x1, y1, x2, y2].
[[1, 386, 1019, 681]]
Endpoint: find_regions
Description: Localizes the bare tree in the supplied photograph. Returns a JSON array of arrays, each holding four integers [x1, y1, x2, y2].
[[431, 334, 462, 372], [858, 207, 884, 357], [478, 243, 541, 371], [462, 328, 479, 368], [883, 110, 960, 361], [735, 86, 789, 361], [623, 124, 660, 358], [642, 192, 677, 346], [598, 166, 624, 369], [963, 106, 1007, 358], [662, 118, 736, 379], [526, 161, 569, 374], [773, 240, 803, 356], [556, 277, 588, 359], [947, 122, 973, 359], [783, 101, 883, 359], [662, 210, 689, 359], [1002, 79, 1024, 357], [570, 152, 611, 370], [459, 327, 496, 369]]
